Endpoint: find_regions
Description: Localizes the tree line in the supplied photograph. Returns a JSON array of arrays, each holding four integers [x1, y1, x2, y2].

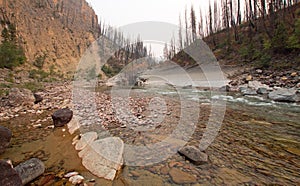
[[166, 0, 299, 63], [97, 21, 154, 77]]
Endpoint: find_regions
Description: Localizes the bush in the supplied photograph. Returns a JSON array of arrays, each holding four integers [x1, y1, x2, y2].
[[0, 23, 26, 69], [0, 42, 26, 69], [20, 82, 44, 93], [33, 53, 47, 69], [271, 22, 288, 53], [0, 89, 9, 97], [101, 65, 115, 77], [288, 18, 300, 49], [29, 69, 49, 81], [256, 53, 271, 69]]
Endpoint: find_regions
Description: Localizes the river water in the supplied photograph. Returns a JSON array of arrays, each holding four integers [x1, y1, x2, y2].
[[1, 84, 299, 185]]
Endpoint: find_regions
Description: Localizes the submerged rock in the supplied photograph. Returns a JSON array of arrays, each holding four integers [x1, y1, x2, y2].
[[75, 132, 98, 151], [0, 126, 12, 154], [79, 137, 124, 180], [178, 146, 208, 165], [52, 108, 73, 127], [14, 158, 45, 185], [268, 89, 299, 102], [169, 168, 197, 184]]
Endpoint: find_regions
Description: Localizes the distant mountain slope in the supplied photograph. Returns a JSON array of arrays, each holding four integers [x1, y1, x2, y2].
[[0, 0, 100, 73]]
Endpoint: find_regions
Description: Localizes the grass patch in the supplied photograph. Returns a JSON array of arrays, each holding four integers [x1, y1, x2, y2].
[[19, 82, 44, 93], [0, 89, 9, 97]]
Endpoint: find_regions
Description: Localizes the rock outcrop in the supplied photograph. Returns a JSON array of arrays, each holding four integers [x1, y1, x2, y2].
[[0, 0, 100, 73]]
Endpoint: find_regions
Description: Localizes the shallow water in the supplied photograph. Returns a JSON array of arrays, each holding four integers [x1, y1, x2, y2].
[[1, 86, 300, 185]]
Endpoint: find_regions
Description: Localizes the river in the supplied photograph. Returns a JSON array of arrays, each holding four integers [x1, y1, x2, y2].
[[0, 73, 299, 185]]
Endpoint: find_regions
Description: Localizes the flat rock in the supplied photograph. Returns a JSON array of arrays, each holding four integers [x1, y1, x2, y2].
[[79, 137, 124, 180], [169, 168, 197, 184], [268, 89, 299, 102], [0, 126, 12, 154], [0, 160, 22, 186], [217, 168, 251, 185], [241, 88, 257, 96], [75, 132, 98, 151], [178, 146, 208, 165], [52, 108, 73, 127]]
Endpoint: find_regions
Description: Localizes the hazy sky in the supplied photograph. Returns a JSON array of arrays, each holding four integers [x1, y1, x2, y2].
[[86, 0, 210, 27], [86, 0, 211, 57]]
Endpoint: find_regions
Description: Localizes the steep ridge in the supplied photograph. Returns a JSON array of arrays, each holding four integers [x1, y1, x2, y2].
[[0, 0, 100, 73]]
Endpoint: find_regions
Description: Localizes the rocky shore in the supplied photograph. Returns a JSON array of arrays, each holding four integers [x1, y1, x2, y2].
[[0, 65, 299, 185], [224, 68, 300, 103]]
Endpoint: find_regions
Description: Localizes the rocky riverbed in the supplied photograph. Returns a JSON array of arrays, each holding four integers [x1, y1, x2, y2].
[[0, 70, 299, 185]]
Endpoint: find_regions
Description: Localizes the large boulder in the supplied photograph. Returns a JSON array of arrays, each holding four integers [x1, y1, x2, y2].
[[178, 146, 208, 165], [78, 137, 124, 180], [268, 89, 299, 102], [0, 126, 12, 154], [7, 88, 35, 107], [52, 108, 73, 127], [0, 160, 22, 186]]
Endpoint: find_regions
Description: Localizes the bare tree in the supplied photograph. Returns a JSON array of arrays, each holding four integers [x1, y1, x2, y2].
[[198, 7, 204, 38], [184, 7, 190, 47], [190, 5, 197, 42], [178, 15, 183, 50]]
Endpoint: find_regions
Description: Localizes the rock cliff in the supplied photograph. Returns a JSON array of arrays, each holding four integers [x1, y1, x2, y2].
[[0, 0, 100, 73]]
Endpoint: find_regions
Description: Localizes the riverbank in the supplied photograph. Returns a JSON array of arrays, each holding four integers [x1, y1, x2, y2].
[[0, 66, 299, 185]]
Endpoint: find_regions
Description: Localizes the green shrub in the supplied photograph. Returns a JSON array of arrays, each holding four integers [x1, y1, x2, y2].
[[0, 83, 12, 88], [271, 22, 288, 53], [20, 82, 44, 93], [101, 65, 115, 77], [0, 42, 26, 69], [0, 24, 26, 69], [288, 18, 300, 49], [33, 53, 47, 69], [0, 89, 9, 97], [256, 53, 271, 69], [29, 69, 49, 81]]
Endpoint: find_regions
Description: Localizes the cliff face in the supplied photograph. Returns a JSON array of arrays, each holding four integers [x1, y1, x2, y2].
[[0, 0, 100, 73]]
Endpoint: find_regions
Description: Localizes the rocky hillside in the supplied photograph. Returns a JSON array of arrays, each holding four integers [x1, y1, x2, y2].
[[0, 0, 100, 74]]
